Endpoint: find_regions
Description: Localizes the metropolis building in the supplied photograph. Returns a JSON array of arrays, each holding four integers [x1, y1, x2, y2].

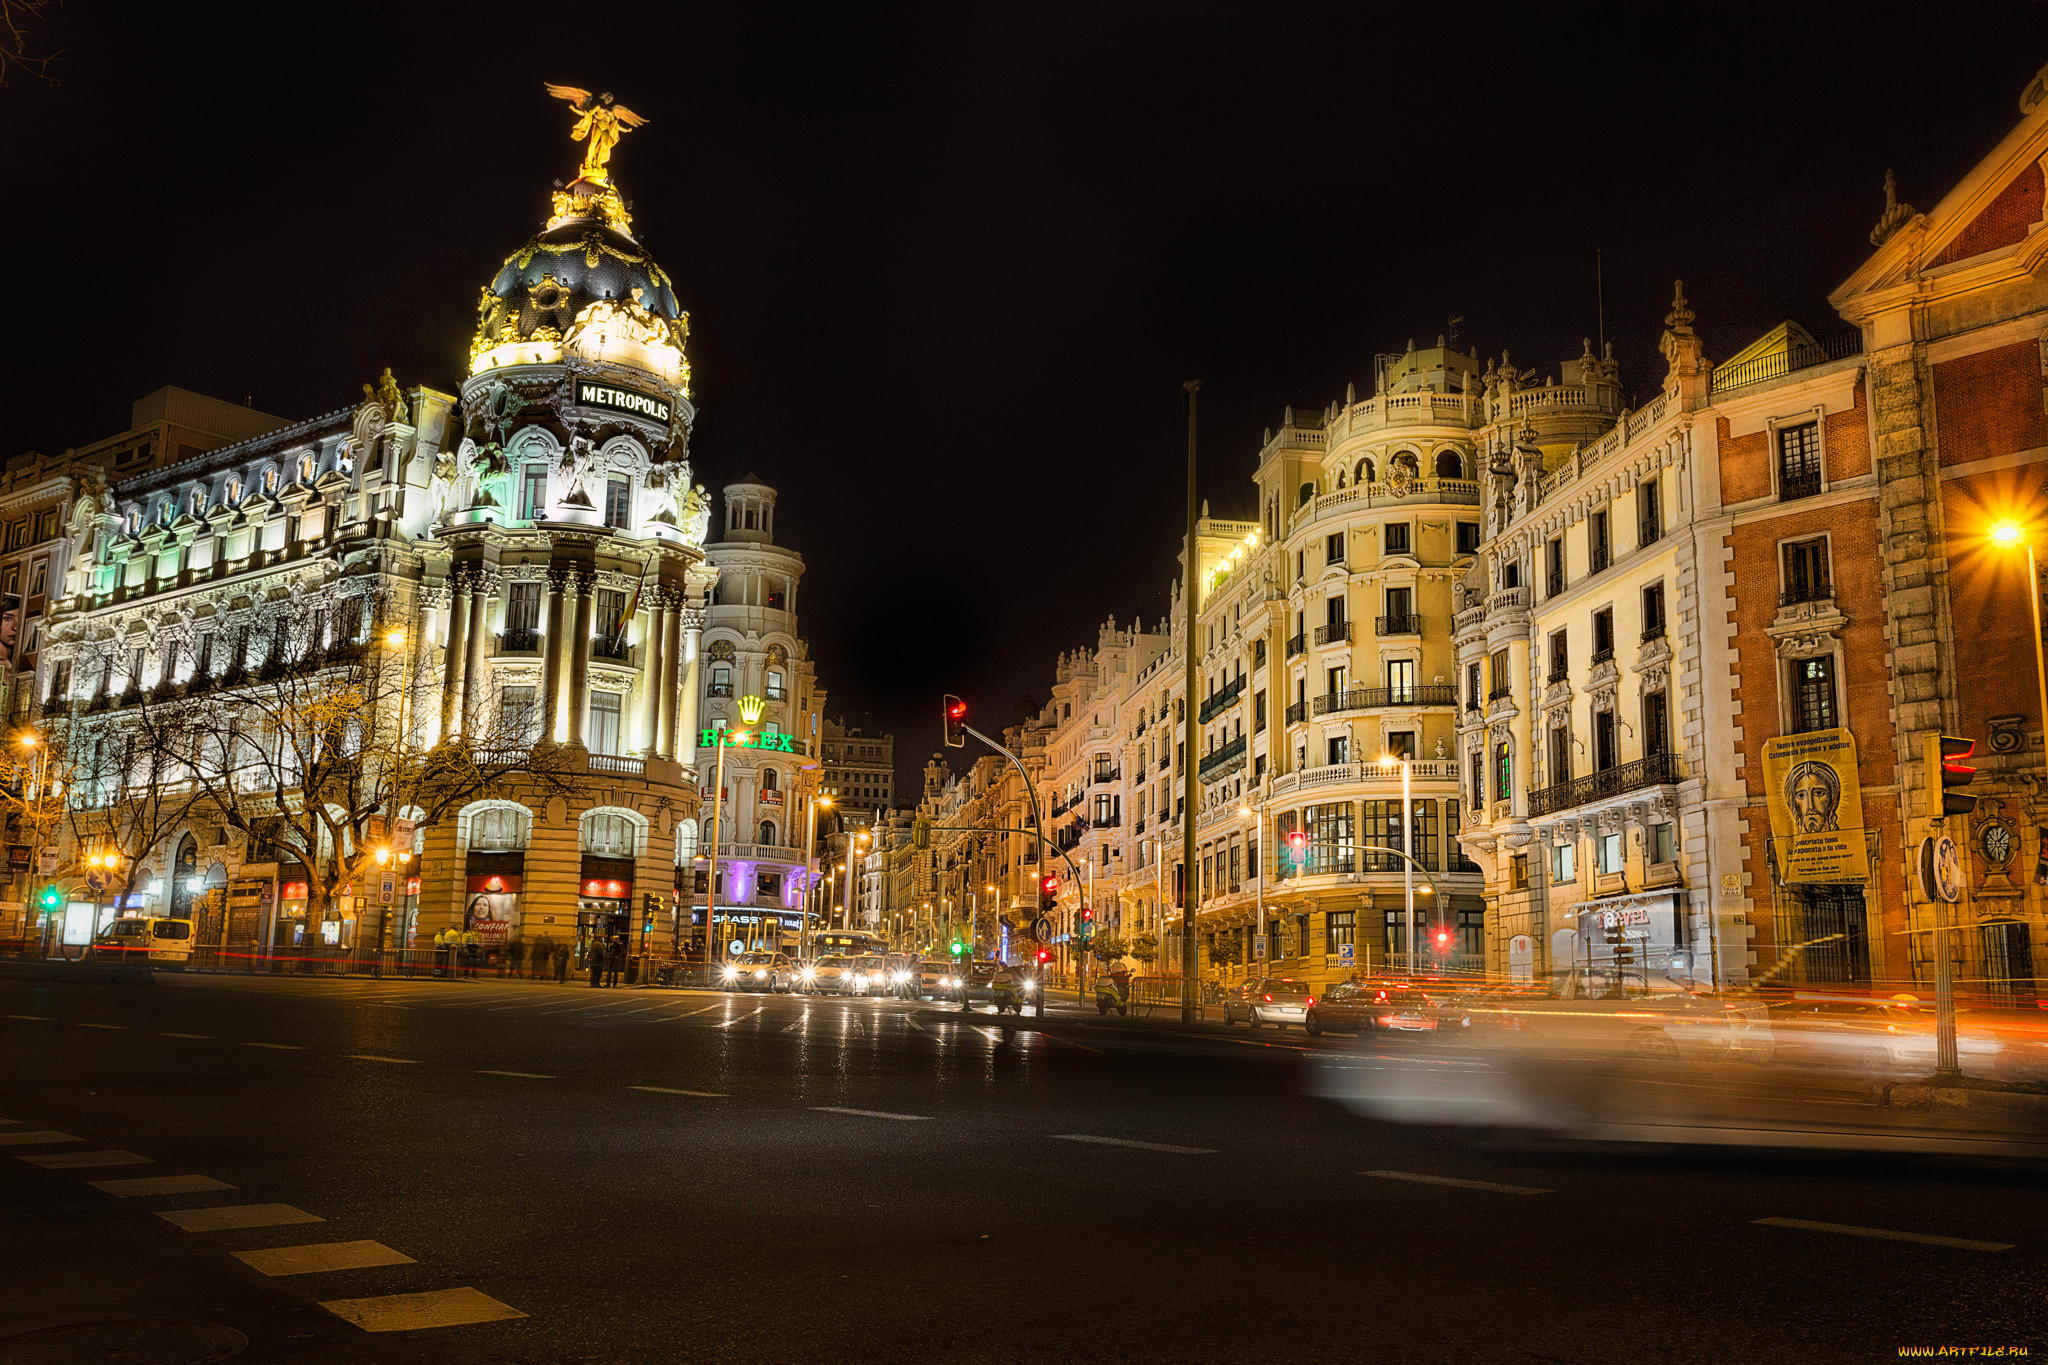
[[28, 111, 830, 961]]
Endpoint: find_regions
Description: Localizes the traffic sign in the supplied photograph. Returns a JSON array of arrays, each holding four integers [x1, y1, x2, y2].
[[1033, 916, 1051, 943], [1337, 943, 1355, 967], [1253, 934, 1267, 959], [38, 847, 57, 877]]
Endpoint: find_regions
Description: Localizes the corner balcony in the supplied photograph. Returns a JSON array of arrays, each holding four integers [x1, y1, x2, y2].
[[1197, 676, 1245, 725], [1527, 752, 1686, 818], [1314, 621, 1351, 646], [1197, 735, 1247, 785]]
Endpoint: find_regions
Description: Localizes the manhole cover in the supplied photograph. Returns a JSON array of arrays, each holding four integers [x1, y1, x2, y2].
[[2, 1320, 247, 1365]]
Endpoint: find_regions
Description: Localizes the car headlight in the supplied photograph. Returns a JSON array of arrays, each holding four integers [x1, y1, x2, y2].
[[1022, 980, 1035, 993], [753, 970, 767, 979], [892, 971, 908, 984], [721, 968, 738, 979], [801, 968, 816, 980]]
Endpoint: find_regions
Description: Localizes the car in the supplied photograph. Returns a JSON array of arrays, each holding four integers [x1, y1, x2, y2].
[[914, 960, 955, 1000], [92, 916, 195, 966], [801, 955, 866, 995], [1767, 994, 2000, 1074], [1307, 980, 1436, 1037], [718, 951, 793, 993], [1220, 977, 1315, 1031]]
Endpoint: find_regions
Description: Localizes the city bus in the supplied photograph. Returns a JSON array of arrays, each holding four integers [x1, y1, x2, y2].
[[810, 930, 887, 959]]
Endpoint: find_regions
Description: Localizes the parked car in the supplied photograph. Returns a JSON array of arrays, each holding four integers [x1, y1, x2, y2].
[[1221, 977, 1315, 1031], [1307, 980, 1436, 1037], [93, 916, 195, 966], [719, 952, 793, 993]]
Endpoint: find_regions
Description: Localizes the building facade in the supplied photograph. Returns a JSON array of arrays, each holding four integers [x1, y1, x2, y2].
[[821, 718, 895, 823]]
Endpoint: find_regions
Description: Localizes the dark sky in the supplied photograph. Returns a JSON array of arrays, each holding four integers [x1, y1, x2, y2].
[[6, 2, 2046, 790]]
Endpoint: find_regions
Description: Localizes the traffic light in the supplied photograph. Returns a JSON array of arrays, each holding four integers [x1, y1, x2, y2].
[[1035, 947, 1051, 965], [942, 695, 967, 748], [1434, 929, 1450, 950], [1285, 829, 1307, 869], [1039, 872, 1059, 914], [1078, 904, 1094, 941], [1923, 734, 1979, 820], [35, 884, 60, 916], [950, 936, 966, 958]]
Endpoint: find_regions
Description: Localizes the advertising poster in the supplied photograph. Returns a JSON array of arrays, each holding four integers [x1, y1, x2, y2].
[[466, 873, 521, 948], [1762, 727, 1871, 884]]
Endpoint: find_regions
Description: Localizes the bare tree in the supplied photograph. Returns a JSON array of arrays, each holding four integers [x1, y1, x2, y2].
[[0, 0, 64, 84]]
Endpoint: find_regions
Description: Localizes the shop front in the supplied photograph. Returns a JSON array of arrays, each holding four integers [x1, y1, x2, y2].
[[690, 906, 803, 957], [466, 873, 522, 954], [578, 857, 634, 966], [1572, 892, 1687, 991]]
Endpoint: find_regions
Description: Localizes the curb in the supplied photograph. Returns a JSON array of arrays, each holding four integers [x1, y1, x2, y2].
[[1872, 1080, 2048, 1113], [0, 959, 155, 985]]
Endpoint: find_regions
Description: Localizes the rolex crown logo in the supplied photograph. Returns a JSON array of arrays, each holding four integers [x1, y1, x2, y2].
[[737, 695, 765, 725]]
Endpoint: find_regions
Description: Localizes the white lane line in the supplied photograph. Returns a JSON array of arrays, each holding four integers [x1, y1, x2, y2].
[[244, 1042, 303, 1050], [0, 1118, 15, 1125], [74, 1023, 127, 1030], [713, 1007, 765, 1029], [0, 1131, 79, 1146], [1051, 1134, 1216, 1154], [812, 1106, 932, 1122], [662, 1004, 725, 1021], [235, 1239, 417, 1276], [320, 1286, 526, 1332], [1044, 1034, 1109, 1055], [157, 1203, 325, 1232], [1362, 1170, 1553, 1196], [159, 1032, 211, 1039], [477, 1070, 555, 1079], [91, 1174, 235, 1197], [629, 1085, 725, 1097], [1754, 1217, 2013, 1252], [3, 1014, 50, 1020], [20, 1149, 152, 1169], [347, 1055, 418, 1064]]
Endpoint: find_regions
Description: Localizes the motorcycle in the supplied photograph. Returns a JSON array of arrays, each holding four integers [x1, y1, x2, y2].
[[1095, 977, 1131, 1016], [992, 971, 1041, 1016]]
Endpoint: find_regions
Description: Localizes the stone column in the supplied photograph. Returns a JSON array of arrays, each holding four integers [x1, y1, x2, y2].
[[639, 586, 667, 756], [538, 568, 569, 746], [657, 601, 682, 759], [675, 605, 706, 770], [462, 571, 493, 737], [440, 570, 470, 738], [564, 569, 595, 750]]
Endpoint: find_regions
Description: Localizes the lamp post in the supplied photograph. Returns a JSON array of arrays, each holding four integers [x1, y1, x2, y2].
[[1379, 751, 1415, 974], [800, 793, 832, 962], [1236, 784, 1271, 967], [1991, 521, 2048, 759], [843, 829, 867, 934]]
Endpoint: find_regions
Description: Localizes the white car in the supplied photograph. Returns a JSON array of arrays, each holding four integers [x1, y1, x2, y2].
[[719, 952, 793, 993], [802, 956, 867, 995]]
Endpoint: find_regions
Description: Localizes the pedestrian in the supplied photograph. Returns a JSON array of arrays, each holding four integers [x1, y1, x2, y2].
[[553, 939, 569, 984], [432, 926, 453, 978], [587, 936, 604, 988], [532, 933, 553, 980], [508, 938, 526, 979], [461, 928, 483, 979], [605, 934, 625, 987]]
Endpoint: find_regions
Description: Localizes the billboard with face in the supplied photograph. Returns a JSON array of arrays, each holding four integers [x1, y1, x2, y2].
[[1762, 727, 1871, 883]]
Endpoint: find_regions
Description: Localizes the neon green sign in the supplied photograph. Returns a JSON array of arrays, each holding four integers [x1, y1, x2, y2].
[[701, 728, 795, 753]]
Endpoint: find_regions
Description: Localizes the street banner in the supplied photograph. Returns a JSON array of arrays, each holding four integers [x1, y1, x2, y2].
[[1761, 727, 1870, 884]]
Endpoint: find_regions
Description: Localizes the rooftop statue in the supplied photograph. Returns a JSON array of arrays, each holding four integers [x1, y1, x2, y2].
[[545, 84, 648, 185]]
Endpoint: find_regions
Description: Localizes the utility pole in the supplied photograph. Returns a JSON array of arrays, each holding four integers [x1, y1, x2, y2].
[[1181, 379, 1201, 1025]]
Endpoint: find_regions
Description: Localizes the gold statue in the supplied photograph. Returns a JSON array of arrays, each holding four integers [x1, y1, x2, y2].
[[545, 84, 648, 184]]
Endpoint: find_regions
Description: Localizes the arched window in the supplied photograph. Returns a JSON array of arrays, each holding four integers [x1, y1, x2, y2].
[[1435, 449, 1463, 478], [765, 668, 785, 700], [264, 467, 279, 493], [191, 488, 208, 516], [470, 805, 531, 852], [226, 478, 242, 504], [674, 819, 699, 864], [760, 768, 778, 791], [581, 811, 638, 857], [759, 819, 777, 845], [300, 455, 316, 484], [1392, 450, 1420, 478], [1298, 482, 1315, 506], [1335, 470, 1348, 489], [1355, 457, 1376, 485]]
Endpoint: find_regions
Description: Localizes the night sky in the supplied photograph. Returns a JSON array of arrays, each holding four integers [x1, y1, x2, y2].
[[6, 2, 2046, 790]]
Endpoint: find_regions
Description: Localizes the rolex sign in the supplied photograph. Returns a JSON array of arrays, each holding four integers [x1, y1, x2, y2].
[[576, 381, 671, 424]]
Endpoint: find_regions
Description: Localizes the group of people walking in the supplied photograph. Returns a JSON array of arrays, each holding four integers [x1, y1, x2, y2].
[[428, 929, 626, 985]]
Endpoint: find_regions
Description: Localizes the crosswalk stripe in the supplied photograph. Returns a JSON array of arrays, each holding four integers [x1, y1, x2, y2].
[[320, 1286, 526, 1332], [1362, 1170, 1552, 1195], [235, 1239, 416, 1276], [629, 1086, 725, 1097], [157, 1203, 325, 1232], [812, 1106, 931, 1122], [1754, 1217, 2012, 1252], [20, 1150, 153, 1169], [91, 1174, 235, 1196], [1051, 1134, 1215, 1154], [0, 1131, 79, 1146], [477, 1070, 554, 1079]]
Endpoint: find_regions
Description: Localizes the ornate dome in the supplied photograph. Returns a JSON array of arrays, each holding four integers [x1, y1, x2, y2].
[[469, 208, 690, 388]]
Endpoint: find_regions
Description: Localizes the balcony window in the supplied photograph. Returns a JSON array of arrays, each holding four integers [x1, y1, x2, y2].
[[520, 464, 548, 520], [1643, 690, 1669, 758], [1778, 422, 1821, 500], [1589, 510, 1610, 574], [1385, 659, 1415, 701], [605, 478, 631, 529], [470, 805, 531, 853], [1636, 477, 1661, 545], [1547, 630, 1568, 683], [588, 690, 622, 755], [1641, 582, 1666, 640], [1783, 538, 1831, 605], [766, 669, 786, 701], [1326, 735, 1348, 766], [709, 665, 733, 698], [1545, 538, 1564, 597], [500, 685, 537, 741], [1791, 656, 1838, 734], [1592, 608, 1614, 664]]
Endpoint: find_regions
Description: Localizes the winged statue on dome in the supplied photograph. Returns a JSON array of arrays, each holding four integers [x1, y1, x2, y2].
[[545, 84, 649, 184]]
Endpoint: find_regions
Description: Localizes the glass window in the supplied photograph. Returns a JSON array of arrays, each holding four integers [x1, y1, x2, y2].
[[505, 581, 541, 632], [501, 685, 537, 740], [1650, 822, 1676, 865], [710, 665, 732, 698], [1457, 521, 1480, 554], [1784, 538, 1830, 604], [674, 820, 698, 864], [759, 820, 777, 845], [1383, 522, 1412, 556], [1386, 659, 1415, 699], [1597, 832, 1624, 874], [1325, 909, 1355, 954], [1302, 802, 1354, 874], [766, 669, 786, 700], [604, 478, 631, 528], [471, 806, 530, 852], [520, 464, 548, 520], [1777, 422, 1821, 498], [582, 811, 636, 856], [588, 690, 623, 755], [1551, 841, 1575, 883], [1493, 740, 1512, 803], [1791, 656, 1838, 734]]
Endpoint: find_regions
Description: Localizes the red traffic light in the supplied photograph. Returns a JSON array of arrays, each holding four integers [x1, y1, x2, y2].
[[1434, 931, 1450, 947], [1040, 873, 1060, 896], [1035, 948, 1051, 964], [1082, 905, 1093, 922], [942, 694, 968, 748], [1286, 830, 1306, 851]]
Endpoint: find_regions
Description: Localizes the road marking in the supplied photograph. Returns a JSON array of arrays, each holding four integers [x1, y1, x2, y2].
[[157, 1203, 325, 1232], [1754, 1217, 2013, 1252], [629, 1086, 725, 1097], [1044, 1034, 1109, 1055], [74, 1022, 126, 1030], [320, 1286, 526, 1332], [159, 1032, 211, 1039], [477, 1070, 554, 1079], [3, 1014, 49, 1020], [812, 1106, 931, 1122], [0, 1118, 15, 1125], [244, 1042, 303, 1050], [20, 1150, 153, 1169], [235, 1239, 416, 1276], [714, 1007, 765, 1028], [663, 1004, 724, 1020], [1051, 1134, 1216, 1154], [347, 1055, 419, 1064], [0, 1131, 79, 1146], [91, 1174, 235, 1197], [1362, 1170, 1553, 1195]]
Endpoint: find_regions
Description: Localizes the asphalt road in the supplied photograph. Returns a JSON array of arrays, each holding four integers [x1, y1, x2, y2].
[[2, 972, 2044, 1365]]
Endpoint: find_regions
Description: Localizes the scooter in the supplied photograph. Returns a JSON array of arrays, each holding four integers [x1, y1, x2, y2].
[[1095, 978, 1130, 1016], [993, 973, 1041, 1016]]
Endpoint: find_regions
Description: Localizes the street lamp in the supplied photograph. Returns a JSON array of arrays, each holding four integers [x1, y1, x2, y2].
[[801, 792, 833, 962], [704, 721, 751, 977], [1379, 751, 1415, 975], [1990, 520, 2048, 754], [1236, 787, 1272, 972]]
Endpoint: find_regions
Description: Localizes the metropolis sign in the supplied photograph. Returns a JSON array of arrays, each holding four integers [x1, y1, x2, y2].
[[576, 380, 671, 424]]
